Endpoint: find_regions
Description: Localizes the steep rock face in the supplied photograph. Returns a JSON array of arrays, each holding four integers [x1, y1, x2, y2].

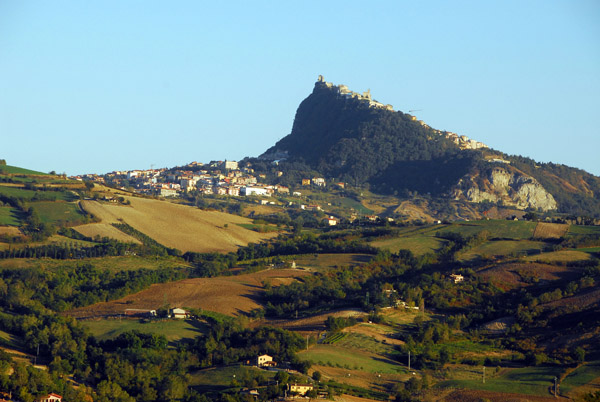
[[454, 166, 557, 211]]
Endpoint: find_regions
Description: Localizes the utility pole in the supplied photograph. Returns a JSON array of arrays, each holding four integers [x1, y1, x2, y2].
[[306, 335, 309, 351], [408, 351, 411, 371], [554, 376, 558, 398], [483, 366, 485, 384]]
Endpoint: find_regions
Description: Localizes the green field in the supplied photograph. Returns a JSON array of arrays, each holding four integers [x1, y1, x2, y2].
[[526, 250, 591, 263], [237, 223, 281, 232], [0, 186, 40, 200], [334, 332, 395, 356], [381, 308, 430, 326], [190, 365, 275, 392], [560, 361, 600, 395], [435, 220, 537, 240], [0, 165, 47, 175], [28, 201, 87, 226], [567, 225, 600, 235], [437, 365, 563, 396], [370, 235, 447, 256], [82, 318, 207, 343], [299, 344, 406, 374], [0, 254, 191, 272], [293, 253, 373, 271], [431, 339, 503, 359], [0, 185, 73, 201], [0, 206, 21, 226], [337, 197, 374, 215], [459, 240, 546, 261]]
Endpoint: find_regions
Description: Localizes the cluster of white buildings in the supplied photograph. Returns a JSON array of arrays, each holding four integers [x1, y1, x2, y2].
[[76, 161, 330, 200]]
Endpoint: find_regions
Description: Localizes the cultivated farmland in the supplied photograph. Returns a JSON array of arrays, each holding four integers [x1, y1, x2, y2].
[[66, 268, 310, 318], [73, 222, 141, 244], [79, 196, 277, 253], [532, 222, 569, 239]]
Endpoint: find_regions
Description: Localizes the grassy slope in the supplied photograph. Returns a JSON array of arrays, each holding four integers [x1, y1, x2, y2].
[[0, 165, 47, 175], [82, 318, 207, 343], [293, 253, 373, 272], [437, 365, 563, 396], [29, 201, 88, 226], [459, 240, 546, 261], [299, 344, 406, 374], [189, 365, 274, 392], [370, 236, 446, 256], [567, 225, 600, 235], [0, 206, 20, 226], [0, 255, 190, 272], [438, 220, 537, 239], [526, 250, 591, 263]]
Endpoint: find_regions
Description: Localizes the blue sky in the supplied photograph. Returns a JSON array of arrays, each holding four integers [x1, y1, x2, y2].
[[1, 1, 599, 176]]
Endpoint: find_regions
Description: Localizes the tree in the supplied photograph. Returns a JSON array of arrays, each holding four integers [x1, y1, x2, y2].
[[275, 370, 289, 385], [575, 347, 586, 364], [312, 370, 322, 382]]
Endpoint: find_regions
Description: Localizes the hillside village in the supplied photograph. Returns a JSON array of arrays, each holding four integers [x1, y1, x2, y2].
[[74, 160, 305, 199], [71, 161, 356, 223]]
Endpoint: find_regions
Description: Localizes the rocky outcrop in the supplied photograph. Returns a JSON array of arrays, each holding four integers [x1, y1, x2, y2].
[[454, 167, 557, 211]]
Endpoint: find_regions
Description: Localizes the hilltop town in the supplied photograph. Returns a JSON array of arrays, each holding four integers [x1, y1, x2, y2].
[[315, 75, 487, 151], [73, 160, 324, 200]]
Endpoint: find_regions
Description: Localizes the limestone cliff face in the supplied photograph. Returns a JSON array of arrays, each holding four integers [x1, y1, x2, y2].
[[454, 166, 557, 211]]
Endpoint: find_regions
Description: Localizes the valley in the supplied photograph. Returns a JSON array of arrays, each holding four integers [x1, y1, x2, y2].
[[0, 164, 600, 401], [0, 76, 599, 401]]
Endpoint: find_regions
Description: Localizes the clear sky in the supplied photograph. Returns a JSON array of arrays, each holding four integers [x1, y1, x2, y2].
[[1, 0, 599, 176]]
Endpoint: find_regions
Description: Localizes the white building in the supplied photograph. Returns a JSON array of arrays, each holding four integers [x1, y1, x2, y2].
[[257, 354, 273, 367], [241, 186, 270, 197], [170, 308, 188, 319], [221, 160, 239, 170]]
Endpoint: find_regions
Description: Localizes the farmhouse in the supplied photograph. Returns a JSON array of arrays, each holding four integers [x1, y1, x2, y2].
[[256, 354, 274, 367], [325, 216, 338, 226], [312, 177, 326, 187], [170, 308, 188, 319], [449, 274, 464, 283], [289, 383, 314, 396], [37, 394, 62, 402]]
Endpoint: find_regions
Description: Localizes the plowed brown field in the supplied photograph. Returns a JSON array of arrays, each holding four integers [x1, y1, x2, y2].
[[78, 197, 277, 253], [533, 222, 569, 239], [66, 268, 309, 318], [477, 262, 578, 289]]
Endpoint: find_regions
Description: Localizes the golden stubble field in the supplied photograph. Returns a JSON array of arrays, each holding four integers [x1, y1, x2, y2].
[[532, 222, 569, 239], [76, 196, 277, 253], [67, 268, 310, 318]]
